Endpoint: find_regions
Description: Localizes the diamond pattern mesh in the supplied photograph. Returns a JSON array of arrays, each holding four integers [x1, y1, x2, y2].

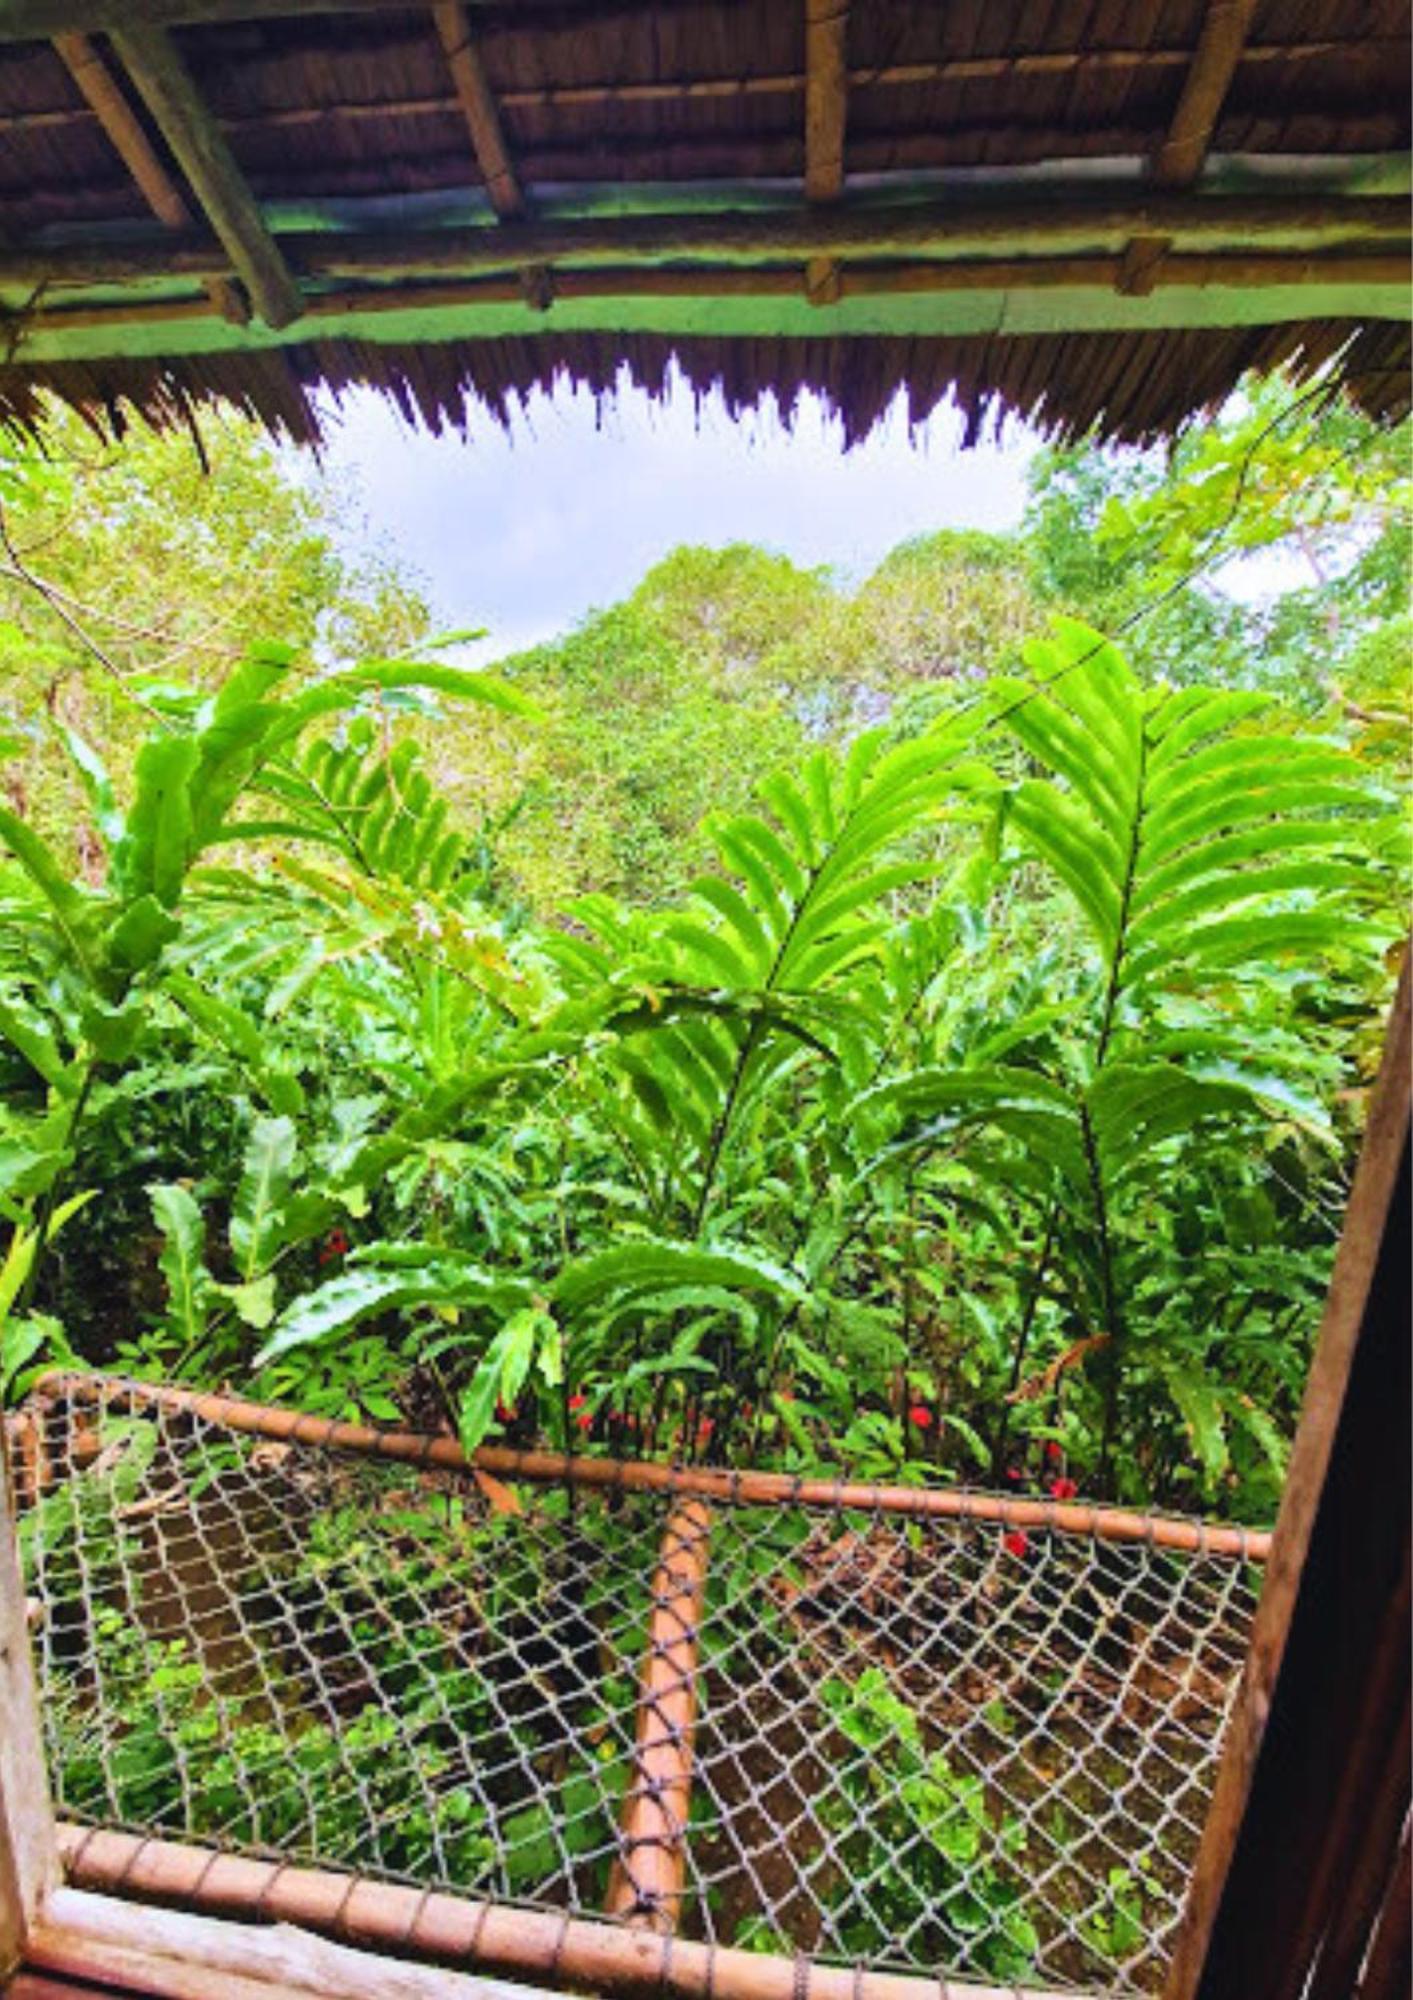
[[7, 1377, 1262, 1994]]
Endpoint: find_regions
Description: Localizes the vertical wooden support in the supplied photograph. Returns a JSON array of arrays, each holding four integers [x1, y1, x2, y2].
[[803, 0, 847, 306], [0, 1410, 57, 1978], [52, 32, 248, 325], [1154, 0, 1260, 189], [108, 22, 303, 329], [1121, 0, 1258, 295], [431, 3, 523, 219], [1166, 955, 1412, 1998], [606, 1499, 712, 1933]]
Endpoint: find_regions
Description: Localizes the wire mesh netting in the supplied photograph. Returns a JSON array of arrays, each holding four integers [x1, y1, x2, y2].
[[8, 1376, 1264, 1995]]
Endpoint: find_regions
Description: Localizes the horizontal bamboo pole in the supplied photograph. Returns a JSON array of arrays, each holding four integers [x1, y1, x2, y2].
[[5, 193, 1406, 289], [606, 1499, 712, 1932], [26, 248, 1411, 337], [6, 37, 1391, 127], [35, 1372, 1271, 1558], [54, 1826, 1078, 2000]]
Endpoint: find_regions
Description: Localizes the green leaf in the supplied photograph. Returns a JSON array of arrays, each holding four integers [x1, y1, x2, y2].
[[1165, 1368, 1229, 1485], [118, 735, 199, 909], [0, 993, 69, 1087], [104, 894, 181, 974], [457, 1306, 552, 1455], [256, 1253, 529, 1366], [148, 1182, 212, 1348], [230, 1115, 297, 1281], [217, 1274, 274, 1330], [553, 1239, 802, 1312]]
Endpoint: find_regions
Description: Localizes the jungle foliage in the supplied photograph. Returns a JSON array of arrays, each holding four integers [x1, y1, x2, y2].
[[0, 375, 1407, 1521]]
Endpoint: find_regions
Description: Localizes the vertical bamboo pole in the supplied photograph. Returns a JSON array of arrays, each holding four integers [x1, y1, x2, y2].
[[606, 1498, 712, 1932]]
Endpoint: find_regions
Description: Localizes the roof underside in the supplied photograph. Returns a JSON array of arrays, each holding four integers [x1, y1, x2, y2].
[[1, 0, 1409, 447]]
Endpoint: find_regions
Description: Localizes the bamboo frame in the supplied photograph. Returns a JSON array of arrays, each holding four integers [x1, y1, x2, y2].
[[4, 193, 1404, 290], [52, 1825, 1079, 2000], [34, 1372, 1270, 1559], [606, 1499, 712, 1933], [23, 249, 1411, 342]]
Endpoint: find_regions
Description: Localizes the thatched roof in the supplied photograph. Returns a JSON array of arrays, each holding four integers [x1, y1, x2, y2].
[[1, 1, 1408, 447]]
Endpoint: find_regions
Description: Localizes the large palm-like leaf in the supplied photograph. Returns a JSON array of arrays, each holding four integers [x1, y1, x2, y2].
[[861, 621, 1388, 1473], [569, 716, 987, 1232]]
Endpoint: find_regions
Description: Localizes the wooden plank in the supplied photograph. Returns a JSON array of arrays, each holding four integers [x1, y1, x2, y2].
[[27, 1887, 538, 2000], [605, 1500, 711, 1932], [106, 23, 302, 329], [430, 3, 522, 219], [1154, 0, 1260, 188], [1358, 1817, 1411, 2000], [1165, 954, 1412, 1997], [50, 32, 247, 325], [1, 0, 405, 34], [0, 1397, 57, 1978], [803, 0, 847, 203], [3, 192, 1405, 290]]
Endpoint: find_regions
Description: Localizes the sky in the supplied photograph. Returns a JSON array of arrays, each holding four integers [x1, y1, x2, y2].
[[304, 370, 1041, 660]]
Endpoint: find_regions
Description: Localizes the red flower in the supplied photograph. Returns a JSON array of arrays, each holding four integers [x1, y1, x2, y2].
[[317, 1228, 350, 1266], [697, 1417, 715, 1440], [1045, 1441, 1064, 1462], [495, 1401, 516, 1425], [907, 1405, 933, 1429], [575, 1412, 593, 1431], [1003, 1465, 1024, 1487], [567, 1393, 588, 1412], [1002, 1530, 1030, 1559], [1049, 1476, 1079, 1502]]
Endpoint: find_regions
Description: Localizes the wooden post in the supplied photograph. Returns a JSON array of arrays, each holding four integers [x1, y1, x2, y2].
[[0, 1402, 57, 1978], [606, 1499, 712, 1933], [108, 21, 303, 328], [1165, 955, 1412, 1997]]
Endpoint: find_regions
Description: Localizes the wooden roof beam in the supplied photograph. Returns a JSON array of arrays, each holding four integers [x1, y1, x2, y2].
[[52, 32, 248, 325], [430, 2, 523, 220], [107, 21, 303, 328], [803, 0, 847, 305], [1121, 0, 1259, 295], [804, 0, 847, 202], [1155, 0, 1260, 189], [5, 194, 1405, 290]]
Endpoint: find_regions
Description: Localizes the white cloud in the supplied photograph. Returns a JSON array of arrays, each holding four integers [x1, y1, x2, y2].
[[301, 370, 1042, 660]]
